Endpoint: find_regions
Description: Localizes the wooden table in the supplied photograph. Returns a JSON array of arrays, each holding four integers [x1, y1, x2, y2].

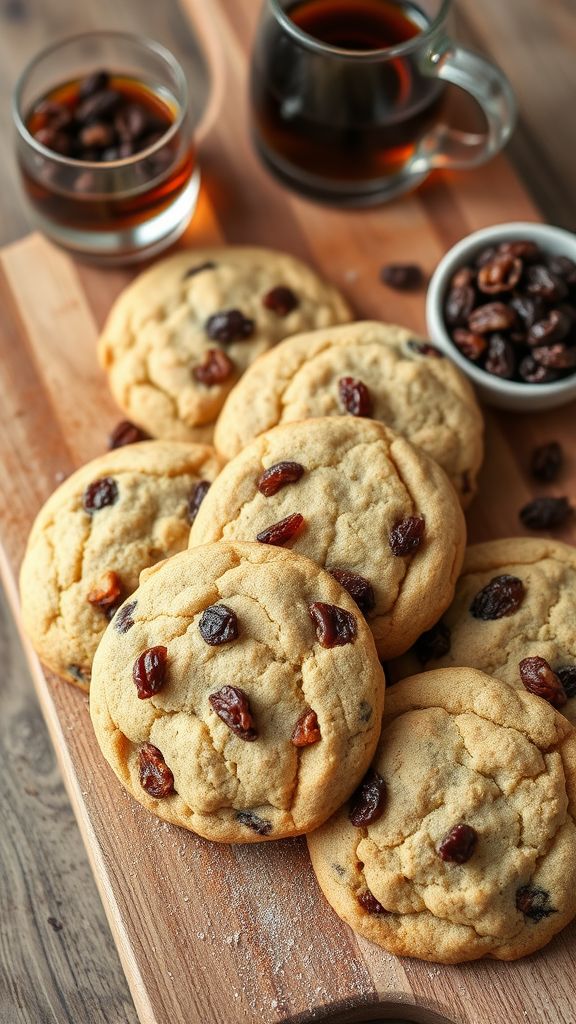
[[0, 1, 574, 1020]]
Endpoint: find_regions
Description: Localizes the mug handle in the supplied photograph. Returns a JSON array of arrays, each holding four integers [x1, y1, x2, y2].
[[408, 38, 517, 174]]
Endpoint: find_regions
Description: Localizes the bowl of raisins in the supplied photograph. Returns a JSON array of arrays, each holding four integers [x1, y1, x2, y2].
[[426, 222, 576, 409]]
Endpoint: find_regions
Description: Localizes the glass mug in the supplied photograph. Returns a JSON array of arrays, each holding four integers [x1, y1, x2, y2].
[[250, 0, 517, 205]]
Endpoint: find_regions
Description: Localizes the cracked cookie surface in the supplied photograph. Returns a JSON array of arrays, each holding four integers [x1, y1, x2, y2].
[[307, 668, 576, 962], [98, 247, 352, 443], [190, 418, 466, 659], [214, 321, 484, 506], [19, 441, 222, 689], [89, 541, 385, 842], [391, 538, 576, 724]]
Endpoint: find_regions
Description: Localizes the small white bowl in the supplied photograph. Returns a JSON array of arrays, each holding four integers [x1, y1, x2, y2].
[[426, 221, 576, 410]]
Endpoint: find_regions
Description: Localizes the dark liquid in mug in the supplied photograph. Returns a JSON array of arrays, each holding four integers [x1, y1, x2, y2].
[[251, 0, 445, 189]]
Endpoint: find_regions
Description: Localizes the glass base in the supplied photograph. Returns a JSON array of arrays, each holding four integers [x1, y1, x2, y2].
[[25, 168, 201, 266], [254, 136, 428, 207]]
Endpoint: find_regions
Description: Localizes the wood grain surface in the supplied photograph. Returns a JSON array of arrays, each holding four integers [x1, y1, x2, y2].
[[0, 1, 575, 1022]]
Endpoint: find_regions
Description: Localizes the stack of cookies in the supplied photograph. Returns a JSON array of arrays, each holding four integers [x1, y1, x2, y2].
[[19, 247, 576, 965]]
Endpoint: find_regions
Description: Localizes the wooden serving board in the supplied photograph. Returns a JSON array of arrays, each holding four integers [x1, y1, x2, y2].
[[1, 2, 576, 1022]]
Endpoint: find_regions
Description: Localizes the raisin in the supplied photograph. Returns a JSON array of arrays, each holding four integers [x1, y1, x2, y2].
[[183, 261, 216, 279], [516, 885, 556, 922], [262, 285, 299, 316], [547, 254, 576, 286], [67, 664, 89, 684], [209, 686, 257, 741], [510, 294, 545, 329], [438, 824, 477, 863], [380, 263, 423, 291], [133, 646, 168, 700], [475, 245, 498, 267], [114, 599, 137, 633], [109, 420, 149, 449], [415, 621, 451, 664], [236, 811, 272, 835], [520, 496, 572, 529], [309, 602, 357, 648], [87, 570, 122, 618], [256, 512, 304, 546], [389, 516, 425, 556], [485, 335, 516, 379], [519, 355, 559, 384], [138, 743, 174, 798], [205, 309, 254, 343], [187, 480, 211, 524], [498, 240, 540, 262], [477, 254, 522, 294], [78, 70, 110, 100], [452, 329, 487, 362], [291, 708, 321, 747], [519, 656, 567, 708], [532, 344, 576, 370], [450, 266, 474, 289], [349, 770, 387, 827], [405, 339, 443, 358], [77, 89, 122, 124], [557, 666, 576, 699], [530, 442, 563, 483], [444, 285, 475, 327], [526, 265, 568, 303], [468, 302, 517, 334], [338, 376, 373, 417], [357, 890, 387, 915], [527, 310, 570, 347], [257, 461, 304, 496], [82, 476, 118, 513], [79, 121, 115, 149], [328, 568, 375, 615], [199, 604, 238, 645], [470, 575, 525, 619], [193, 348, 235, 385]]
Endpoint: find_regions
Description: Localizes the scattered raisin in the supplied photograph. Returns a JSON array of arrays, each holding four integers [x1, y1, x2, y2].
[[309, 602, 357, 648], [357, 890, 387, 915], [380, 263, 424, 291], [133, 646, 168, 700], [256, 512, 304, 546], [485, 334, 516, 379], [82, 476, 118, 513], [67, 664, 89, 684], [114, 599, 137, 633], [236, 811, 272, 835], [349, 770, 387, 827], [47, 916, 64, 932], [328, 568, 375, 615], [415, 621, 451, 664], [519, 656, 567, 708], [438, 824, 477, 863], [405, 339, 443, 358], [468, 302, 517, 334], [470, 574, 525, 619], [108, 420, 149, 449], [183, 261, 216, 278], [520, 496, 572, 529], [338, 376, 373, 417], [199, 604, 238, 645], [557, 666, 576, 699], [138, 743, 174, 798], [205, 309, 254, 343], [257, 461, 304, 496], [291, 708, 321, 747], [209, 686, 257, 741], [477, 253, 522, 294], [389, 516, 425, 556], [516, 885, 556, 922], [452, 329, 487, 362], [262, 285, 299, 316], [193, 348, 235, 385], [87, 570, 122, 618], [187, 480, 210, 524], [530, 441, 563, 483]]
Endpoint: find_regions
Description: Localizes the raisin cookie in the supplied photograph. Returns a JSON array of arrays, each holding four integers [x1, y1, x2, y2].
[[307, 669, 576, 963], [391, 538, 576, 724], [189, 417, 466, 659], [98, 248, 352, 443], [89, 541, 385, 843], [214, 321, 484, 506], [19, 441, 222, 689]]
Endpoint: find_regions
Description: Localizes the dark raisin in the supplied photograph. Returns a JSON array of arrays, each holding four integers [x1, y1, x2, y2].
[[114, 600, 137, 634], [357, 890, 387, 915], [78, 70, 110, 100], [138, 743, 174, 798], [108, 420, 150, 449], [516, 885, 556, 922], [444, 285, 476, 327], [187, 480, 211, 524], [114, 103, 148, 142], [468, 302, 517, 334], [477, 254, 522, 294], [415, 621, 451, 664], [82, 476, 118, 513], [193, 348, 235, 385], [349, 769, 387, 827], [358, 700, 373, 722], [257, 461, 304, 497], [527, 309, 571, 347], [470, 575, 525, 619], [389, 516, 425, 557], [338, 376, 373, 417], [79, 121, 115, 149], [452, 329, 487, 362], [526, 265, 568, 303], [199, 604, 238, 645], [309, 602, 357, 648], [519, 656, 567, 708], [450, 266, 474, 289], [485, 334, 516, 379], [256, 513, 304, 546], [87, 570, 122, 618], [520, 496, 572, 529], [67, 664, 89, 684], [77, 89, 122, 124], [405, 339, 444, 358], [438, 824, 477, 863], [209, 686, 257, 741], [183, 261, 216, 279], [291, 708, 321, 747], [547, 254, 576, 286], [205, 309, 254, 343], [262, 285, 299, 316], [133, 646, 168, 700], [530, 442, 563, 483], [236, 811, 272, 835], [47, 916, 63, 932], [518, 355, 559, 384], [380, 263, 424, 291], [475, 245, 498, 267], [328, 568, 375, 615], [557, 666, 576, 699], [498, 240, 540, 262], [510, 294, 545, 329], [532, 344, 576, 370]]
